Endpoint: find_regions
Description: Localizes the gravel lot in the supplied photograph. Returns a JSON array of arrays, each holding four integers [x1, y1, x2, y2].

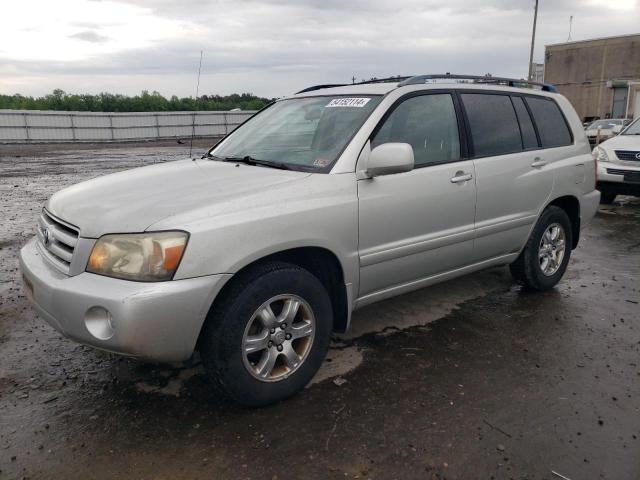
[[1, 142, 639, 480]]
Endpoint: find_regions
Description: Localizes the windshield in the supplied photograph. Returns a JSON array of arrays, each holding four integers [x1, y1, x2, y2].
[[621, 117, 640, 135], [210, 95, 382, 171], [587, 119, 622, 130]]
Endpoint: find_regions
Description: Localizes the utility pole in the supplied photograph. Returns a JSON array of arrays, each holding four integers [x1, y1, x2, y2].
[[528, 0, 539, 81]]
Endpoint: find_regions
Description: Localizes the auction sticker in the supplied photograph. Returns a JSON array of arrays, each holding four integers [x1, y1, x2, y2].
[[326, 98, 371, 108]]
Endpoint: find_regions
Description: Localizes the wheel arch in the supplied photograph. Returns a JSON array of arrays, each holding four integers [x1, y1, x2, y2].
[[199, 246, 351, 348], [545, 195, 581, 249]]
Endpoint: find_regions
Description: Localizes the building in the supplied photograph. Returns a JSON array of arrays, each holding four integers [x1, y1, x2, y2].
[[544, 34, 640, 122], [531, 62, 545, 83]]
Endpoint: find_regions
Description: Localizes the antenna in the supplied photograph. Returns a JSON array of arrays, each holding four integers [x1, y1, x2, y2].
[[567, 15, 573, 42], [189, 50, 203, 159]]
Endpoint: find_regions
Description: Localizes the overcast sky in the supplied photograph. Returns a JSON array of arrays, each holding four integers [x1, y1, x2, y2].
[[1, 0, 638, 98]]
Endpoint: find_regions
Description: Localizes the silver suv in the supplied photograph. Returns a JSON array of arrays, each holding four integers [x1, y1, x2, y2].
[[20, 74, 600, 406]]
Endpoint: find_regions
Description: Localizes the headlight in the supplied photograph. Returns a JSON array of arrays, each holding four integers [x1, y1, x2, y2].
[[87, 231, 188, 282], [592, 146, 609, 162]]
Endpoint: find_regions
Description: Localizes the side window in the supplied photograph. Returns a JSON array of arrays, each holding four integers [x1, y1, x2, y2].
[[371, 94, 460, 167], [525, 97, 573, 148], [511, 96, 539, 150], [461, 93, 522, 157]]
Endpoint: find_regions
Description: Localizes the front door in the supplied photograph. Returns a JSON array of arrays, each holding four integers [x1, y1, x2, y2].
[[357, 92, 477, 298]]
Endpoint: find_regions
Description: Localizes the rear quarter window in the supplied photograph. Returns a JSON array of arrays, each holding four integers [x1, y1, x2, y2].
[[525, 97, 573, 148]]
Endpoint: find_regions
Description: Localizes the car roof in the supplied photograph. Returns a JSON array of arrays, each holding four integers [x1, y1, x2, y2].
[[289, 82, 557, 100], [288, 74, 559, 100]]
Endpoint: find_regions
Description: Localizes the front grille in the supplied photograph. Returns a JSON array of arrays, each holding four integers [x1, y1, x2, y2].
[[614, 150, 640, 162], [37, 210, 79, 273]]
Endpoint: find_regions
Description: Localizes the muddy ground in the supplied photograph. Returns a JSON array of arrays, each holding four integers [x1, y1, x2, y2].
[[1, 142, 639, 480]]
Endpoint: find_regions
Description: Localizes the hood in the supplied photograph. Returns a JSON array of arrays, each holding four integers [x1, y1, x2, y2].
[[47, 159, 310, 238], [599, 133, 640, 152], [585, 128, 615, 137]]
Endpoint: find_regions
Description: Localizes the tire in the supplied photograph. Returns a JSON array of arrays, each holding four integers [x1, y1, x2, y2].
[[509, 206, 573, 291], [199, 261, 333, 407], [599, 192, 616, 204]]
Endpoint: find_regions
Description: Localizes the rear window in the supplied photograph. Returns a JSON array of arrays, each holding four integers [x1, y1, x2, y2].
[[461, 93, 522, 157], [525, 97, 572, 148]]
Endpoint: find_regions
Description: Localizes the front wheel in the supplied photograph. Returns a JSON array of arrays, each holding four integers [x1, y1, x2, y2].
[[199, 261, 333, 407], [510, 206, 573, 291]]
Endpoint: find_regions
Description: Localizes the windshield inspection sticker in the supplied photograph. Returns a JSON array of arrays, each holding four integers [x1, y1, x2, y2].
[[313, 158, 330, 167], [326, 97, 371, 108]]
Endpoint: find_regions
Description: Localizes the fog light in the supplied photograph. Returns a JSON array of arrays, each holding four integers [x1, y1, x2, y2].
[[85, 306, 115, 340]]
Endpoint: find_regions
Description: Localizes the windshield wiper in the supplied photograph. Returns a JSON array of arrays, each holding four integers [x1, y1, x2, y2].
[[212, 155, 291, 170]]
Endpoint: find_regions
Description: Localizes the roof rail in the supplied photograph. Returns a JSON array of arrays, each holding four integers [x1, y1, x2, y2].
[[398, 74, 558, 92], [295, 84, 348, 94], [357, 76, 413, 84], [295, 76, 412, 95]]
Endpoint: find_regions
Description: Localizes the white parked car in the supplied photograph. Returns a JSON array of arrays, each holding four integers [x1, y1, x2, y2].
[[20, 74, 600, 406], [594, 116, 640, 203], [585, 119, 630, 147]]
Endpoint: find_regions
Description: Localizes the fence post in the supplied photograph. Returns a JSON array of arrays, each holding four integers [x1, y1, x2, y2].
[[224, 112, 228, 136], [23, 112, 30, 142], [108, 114, 115, 141], [154, 113, 160, 140], [69, 113, 76, 142]]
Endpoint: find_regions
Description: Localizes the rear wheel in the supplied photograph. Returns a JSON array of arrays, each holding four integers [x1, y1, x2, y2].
[[199, 261, 332, 407], [510, 206, 572, 291], [599, 192, 617, 204]]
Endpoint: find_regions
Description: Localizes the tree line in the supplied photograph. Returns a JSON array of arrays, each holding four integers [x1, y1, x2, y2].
[[0, 89, 273, 112]]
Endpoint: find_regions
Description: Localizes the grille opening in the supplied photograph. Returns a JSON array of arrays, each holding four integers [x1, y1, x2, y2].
[[614, 150, 640, 162], [37, 210, 79, 273]]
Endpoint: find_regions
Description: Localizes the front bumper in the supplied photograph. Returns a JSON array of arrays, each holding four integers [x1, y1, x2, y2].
[[20, 237, 230, 362], [597, 162, 640, 196], [579, 190, 601, 227]]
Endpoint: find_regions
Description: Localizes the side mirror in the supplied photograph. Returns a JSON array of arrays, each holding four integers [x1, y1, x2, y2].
[[365, 143, 414, 178]]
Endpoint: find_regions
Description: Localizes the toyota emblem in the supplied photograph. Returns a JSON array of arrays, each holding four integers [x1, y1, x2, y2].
[[42, 228, 51, 246], [636, 152, 640, 160]]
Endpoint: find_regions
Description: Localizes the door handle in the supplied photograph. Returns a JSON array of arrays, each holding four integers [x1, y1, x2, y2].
[[531, 157, 547, 168], [450, 172, 473, 183]]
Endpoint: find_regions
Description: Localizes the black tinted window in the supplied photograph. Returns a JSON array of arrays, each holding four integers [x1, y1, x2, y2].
[[525, 97, 572, 148], [372, 94, 460, 166], [512, 96, 539, 149], [461, 93, 522, 157]]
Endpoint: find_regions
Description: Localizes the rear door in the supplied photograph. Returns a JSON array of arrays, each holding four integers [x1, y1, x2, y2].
[[460, 92, 557, 261], [357, 92, 477, 298]]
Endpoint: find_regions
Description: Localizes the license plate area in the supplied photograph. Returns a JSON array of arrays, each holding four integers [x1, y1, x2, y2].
[[623, 172, 640, 183]]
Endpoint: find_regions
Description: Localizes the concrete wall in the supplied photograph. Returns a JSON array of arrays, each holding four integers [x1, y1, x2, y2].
[[0, 110, 257, 143], [544, 34, 640, 121]]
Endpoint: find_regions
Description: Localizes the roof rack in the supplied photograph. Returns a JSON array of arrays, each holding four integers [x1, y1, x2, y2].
[[296, 84, 348, 94], [398, 74, 558, 92], [295, 74, 558, 95], [295, 76, 412, 94]]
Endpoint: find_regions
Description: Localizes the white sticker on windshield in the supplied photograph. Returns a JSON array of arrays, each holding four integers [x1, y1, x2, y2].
[[326, 98, 371, 108]]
